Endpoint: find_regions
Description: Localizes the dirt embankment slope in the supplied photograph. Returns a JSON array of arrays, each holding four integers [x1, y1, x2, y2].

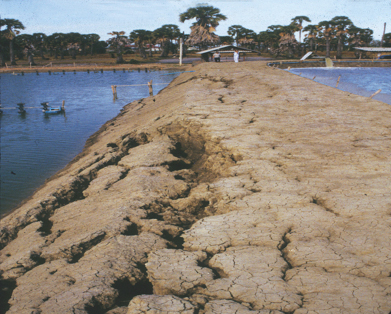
[[1, 62, 391, 314]]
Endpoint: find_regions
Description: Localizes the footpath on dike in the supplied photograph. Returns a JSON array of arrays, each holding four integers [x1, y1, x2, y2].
[[1, 61, 391, 314]]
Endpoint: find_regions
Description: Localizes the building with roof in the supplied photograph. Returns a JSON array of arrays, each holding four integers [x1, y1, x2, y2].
[[196, 45, 259, 62]]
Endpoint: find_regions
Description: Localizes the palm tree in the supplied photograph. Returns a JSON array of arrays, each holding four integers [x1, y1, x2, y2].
[[291, 16, 311, 43], [0, 18, 25, 65], [107, 31, 128, 63], [228, 25, 245, 45], [15, 34, 36, 65], [129, 29, 151, 58], [32, 33, 47, 59], [303, 24, 318, 51], [153, 24, 181, 57], [88, 34, 100, 55], [278, 24, 299, 57], [257, 31, 277, 52], [50, 33, 69, 59], [318, 20, 335, 58], [331, 16, 352, 59], [66, 32, 82, 59], [348, 26, 373, 58], [179, 5, 227, 49]]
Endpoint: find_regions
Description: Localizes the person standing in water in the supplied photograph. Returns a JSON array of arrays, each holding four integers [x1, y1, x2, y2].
[[234, 49, 239, 62]]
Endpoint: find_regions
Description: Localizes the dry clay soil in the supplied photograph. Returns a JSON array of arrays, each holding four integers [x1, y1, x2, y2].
[[1, 62, 391, 314]]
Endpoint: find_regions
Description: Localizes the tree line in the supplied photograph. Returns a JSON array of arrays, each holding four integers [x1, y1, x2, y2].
[[1, 6, 390, 66]]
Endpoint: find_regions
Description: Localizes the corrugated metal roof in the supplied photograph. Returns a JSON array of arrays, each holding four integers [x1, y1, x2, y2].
[[354, 47, 391, 52], [196, 45, 258, 54]]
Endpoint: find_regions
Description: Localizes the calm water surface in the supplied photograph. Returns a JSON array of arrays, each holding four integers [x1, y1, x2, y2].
[[0, 70, 180, 216], [289, 67, 391, 105]]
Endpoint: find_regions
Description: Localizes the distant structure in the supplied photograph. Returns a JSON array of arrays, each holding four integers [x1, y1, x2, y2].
[[197, 45, 259, 62], [354, 47, 391, 58]]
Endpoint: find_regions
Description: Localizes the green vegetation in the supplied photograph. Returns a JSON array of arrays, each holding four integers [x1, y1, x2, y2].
[[0, 6, 382, 66]]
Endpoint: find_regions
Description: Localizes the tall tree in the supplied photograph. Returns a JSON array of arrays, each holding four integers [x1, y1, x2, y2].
[[129, 29, 151, 58], [291, 16, 311, 43], [303, 24, 318, 51], [50, 33, 69, 59], [257, 30, 278, 52], [15, 34, 36, 65], [179, 5, 227, 49], [86, 33, 100, 55], [331, 16, 352, 59], [153, 24, 181, 57], [32, 33, 47, 59], [107, 31, 128, 63], [67, 32, 82, 59], [0, 18, 25, 65], [318, 20, 335, 58], [228, 25, 245, 45]]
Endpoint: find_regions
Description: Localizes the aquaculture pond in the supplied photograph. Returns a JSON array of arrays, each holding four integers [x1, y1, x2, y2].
[[0, 69, 180, 216], [288, 67, 391, 105]]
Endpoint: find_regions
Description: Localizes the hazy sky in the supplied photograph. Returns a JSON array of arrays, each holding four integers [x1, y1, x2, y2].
[[1, 0, 389, 42]]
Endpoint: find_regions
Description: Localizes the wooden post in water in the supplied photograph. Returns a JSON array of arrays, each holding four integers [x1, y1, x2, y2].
[[148, 80, 153, 96], [145, 68, 148, 73], [370, 89, 381, 99], [74, 70, 76, 74], [123, 68, 125, 73], [138, 68, 140, 73], [113, 69, 116, 73], [111, 85, 118, 100], [62, 100, 65, 111], [63, 70, 65, 74], [48, 70, 51, 75], [336, 75, 341, 87], [36, 71, 39, 75]]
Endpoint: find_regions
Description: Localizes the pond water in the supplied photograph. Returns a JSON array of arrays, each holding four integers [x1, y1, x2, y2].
[[0, 69, 180, 216], [288, 67, 391, 105]]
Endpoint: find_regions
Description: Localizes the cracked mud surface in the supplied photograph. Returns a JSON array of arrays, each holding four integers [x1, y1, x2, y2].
[[1, 62, 391, 314]]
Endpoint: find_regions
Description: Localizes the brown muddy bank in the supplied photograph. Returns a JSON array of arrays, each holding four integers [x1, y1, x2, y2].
[[1, 62, 391, 314]]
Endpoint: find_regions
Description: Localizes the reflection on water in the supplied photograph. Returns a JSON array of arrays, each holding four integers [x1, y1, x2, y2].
[[0, 70, 179, 216], [288, 67, 391, 105]]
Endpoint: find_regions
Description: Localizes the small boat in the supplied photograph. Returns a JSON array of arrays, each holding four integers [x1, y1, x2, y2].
[[41, 101, 65, 114]]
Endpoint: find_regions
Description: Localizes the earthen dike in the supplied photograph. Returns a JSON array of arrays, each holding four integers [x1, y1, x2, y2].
[[1, 62, 391, 314]]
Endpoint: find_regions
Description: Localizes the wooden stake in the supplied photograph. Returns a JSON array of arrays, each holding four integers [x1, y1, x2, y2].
[[370, 89, 381, 99], [111, 85, 118, 100], [62, 100, 65, 110], [312, 76, 316, 80], [148, 80, 153, 96], [336, 75, 341, 87]]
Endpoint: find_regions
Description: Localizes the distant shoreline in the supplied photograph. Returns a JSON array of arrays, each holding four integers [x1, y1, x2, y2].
[[0, 63, 190, 74]]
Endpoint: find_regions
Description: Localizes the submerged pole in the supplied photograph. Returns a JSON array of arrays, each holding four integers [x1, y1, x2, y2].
[[111, 85, 118, 100], [336, 75, 341, 87], [148, 80, 153, 96], [370, 89, 381, 99]]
